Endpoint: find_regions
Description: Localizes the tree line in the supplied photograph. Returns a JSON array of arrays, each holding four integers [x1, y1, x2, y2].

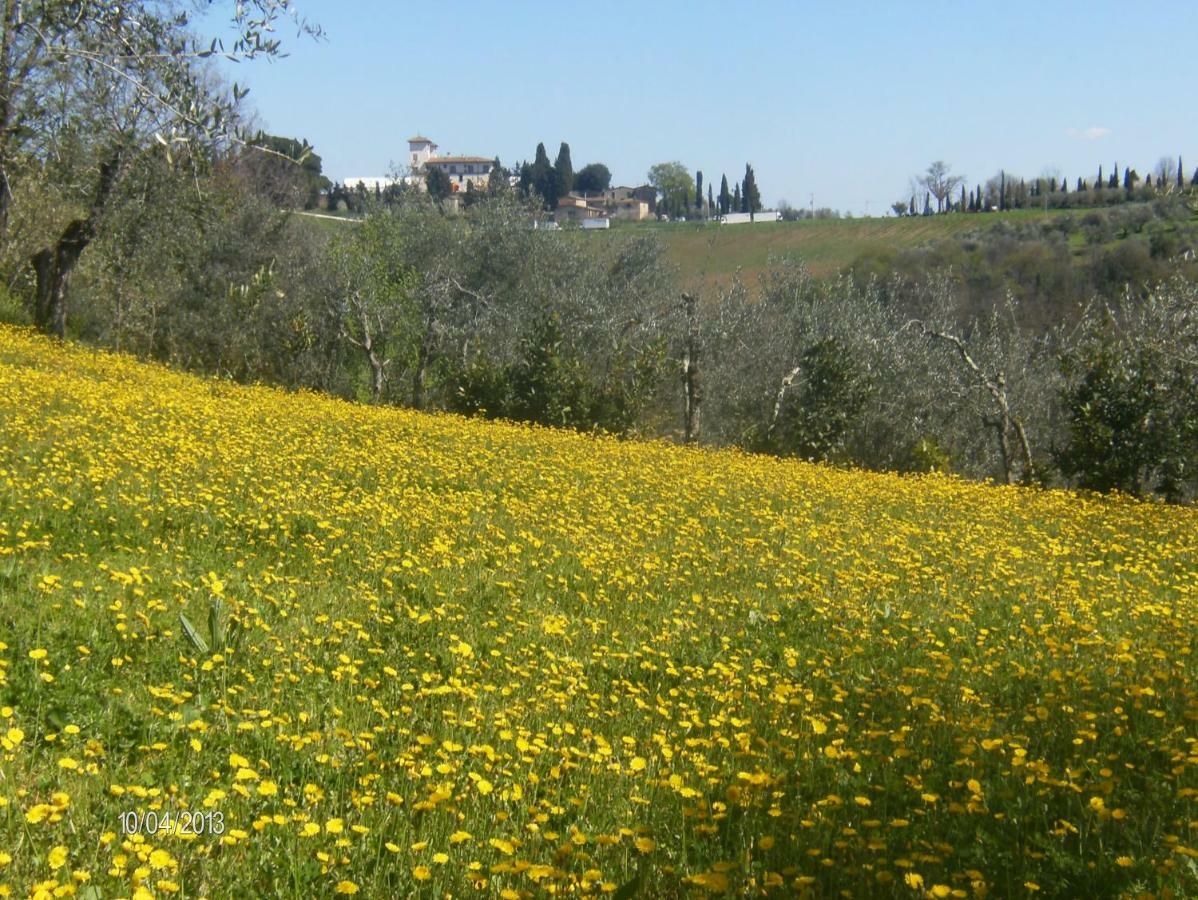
[[3, 4, 1194, 502], [897, 157, 1196, 216]]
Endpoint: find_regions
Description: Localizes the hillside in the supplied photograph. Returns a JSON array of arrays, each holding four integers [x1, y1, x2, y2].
[[1, 327, 1196, 898], [614, 210, 1062, 291]]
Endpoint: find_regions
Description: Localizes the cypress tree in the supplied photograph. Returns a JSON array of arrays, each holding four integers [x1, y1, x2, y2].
[[1096, 165, 1103, 190], [695, 171, 703, 211], [553, 142, 573, 203], [1061, 177, 1067, 193], [531, 143, 553, 208], [1077, 176, 1084, 192], [1178, 156, 1185, 189], [1109, 163, 1118, 189], [718, 174, 731, 214], [1191, 167, 1198, 187], [909, 195, 915, 216], [742, 164, 761, 213], [999, 171, 1006, 211], [733, 182, 741, 212], [707, 183, 714, 217], [923, 191, 931, 215], [1123, 167, 1131, 191], [959, 184, 966, 211], [1146, 173, 1153, 188]]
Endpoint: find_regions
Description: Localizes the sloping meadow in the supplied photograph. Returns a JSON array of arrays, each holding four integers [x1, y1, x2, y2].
[[1, 325, 1196, 898]]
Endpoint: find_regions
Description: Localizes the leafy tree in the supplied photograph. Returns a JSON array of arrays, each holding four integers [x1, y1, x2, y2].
[[246, 133, 329, 208], [553, 142, 573, 200], [763, 338, 869, 461], [328, 207, 417, 402], [742, 164, 761, 214], [4, 0, 318, 336], [647, 161, 692, 218], [1056, 341, 1189, 498], [574, 163, 611, 194]]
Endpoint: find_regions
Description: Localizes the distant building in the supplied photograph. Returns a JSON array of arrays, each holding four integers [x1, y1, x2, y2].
[[408, 135, 496, 193], [406, 135, 438, 169], [423, 156, 497, 191], [554, 193, 609, 225], [573, 188, 651, 221], [338, 136, 498, 200]]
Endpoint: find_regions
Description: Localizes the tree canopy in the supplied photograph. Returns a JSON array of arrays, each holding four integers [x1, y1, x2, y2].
[[648, 161, 692, 217]]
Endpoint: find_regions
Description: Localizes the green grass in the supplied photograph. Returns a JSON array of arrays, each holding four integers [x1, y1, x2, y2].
[[632, 211, 1068, 293]]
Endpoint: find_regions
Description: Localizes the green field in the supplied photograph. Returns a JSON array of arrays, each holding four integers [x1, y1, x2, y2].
[[632, 211, 1066, 292]]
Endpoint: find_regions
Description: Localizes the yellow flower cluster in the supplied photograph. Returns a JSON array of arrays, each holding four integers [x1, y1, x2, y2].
[[1, 325, 1196, 898]]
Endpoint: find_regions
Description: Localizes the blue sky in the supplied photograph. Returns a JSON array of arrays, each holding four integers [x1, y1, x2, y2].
[[213, 0, 1198, 214]]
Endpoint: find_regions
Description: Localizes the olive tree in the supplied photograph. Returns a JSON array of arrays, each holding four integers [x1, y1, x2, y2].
[[0, 0, 318, 336]]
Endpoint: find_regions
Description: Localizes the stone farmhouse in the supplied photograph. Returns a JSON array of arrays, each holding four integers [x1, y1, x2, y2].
[[553, 187, 652, 225]]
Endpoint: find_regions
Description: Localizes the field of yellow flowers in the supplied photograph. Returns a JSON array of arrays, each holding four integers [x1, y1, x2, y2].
[[0, 325, 1196, 899]]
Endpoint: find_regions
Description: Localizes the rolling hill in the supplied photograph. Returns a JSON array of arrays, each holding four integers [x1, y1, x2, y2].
[[1, 326, 1196, 897]]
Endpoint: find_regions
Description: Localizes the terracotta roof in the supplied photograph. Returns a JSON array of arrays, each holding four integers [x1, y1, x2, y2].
[[426, 156, 494, 165], [408, 135, 435, 144]]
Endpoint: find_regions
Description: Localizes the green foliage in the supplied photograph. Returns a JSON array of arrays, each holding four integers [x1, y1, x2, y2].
[[742, 164, 761, 214], [531, 142, 556, 209], [574, 163, 612, 194], [762, 338, 869, 461], [248, 132, 330, 208], [487, 158, 509, 196], [554, 142, 574, 200], [1056, 337, 1197, 500], [0, 281, 26, 325], [718, 174, 732, 215], [425, 166, 452, 201], [648, 161, 692, 218], [452, 314, 655, 435], [904, 435, 954, 474]]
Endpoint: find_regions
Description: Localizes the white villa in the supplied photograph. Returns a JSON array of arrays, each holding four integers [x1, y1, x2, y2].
[[409, 136, 496, 191], [342, 136, 496, 198]]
